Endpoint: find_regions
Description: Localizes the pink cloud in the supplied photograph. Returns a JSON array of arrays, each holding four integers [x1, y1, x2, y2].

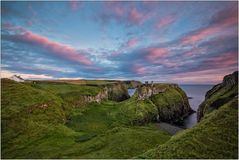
[[3, 24, 93, 65], [110, 38, 139, 57], [170, 68, 236, 84], [132, 63, 146, 75], [181, 26, 221, 45], [161, 60, 178, 68], [156, 15, 176, 29], [20, 31, 93, 65], [103, 2, 126, 19], [211, 5, 238, 27], [70, 1, 80, 11], [145, 48, 169, 63], [128, 7, 150, 25], [127, 38, 138, 48], [204, 52, 238, 68], [114, 5, 124, 17], [181, 6, 238, 46], [184, 47, 207, 57], [2, 23, 26, 33]]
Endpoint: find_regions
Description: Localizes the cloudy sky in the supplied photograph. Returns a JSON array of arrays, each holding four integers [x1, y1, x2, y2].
[[1, 1, 238, 84]]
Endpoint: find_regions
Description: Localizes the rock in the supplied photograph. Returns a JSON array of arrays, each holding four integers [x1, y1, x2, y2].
[[136, 83, 193, 124], [222, 71, 238, 87], [74, 82, 130, 106], [107, 82, 130, 101], [137, 84, 167, 100], [197, 71, 238, 122]]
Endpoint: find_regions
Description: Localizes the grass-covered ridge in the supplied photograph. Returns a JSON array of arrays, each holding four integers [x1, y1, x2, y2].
[[3, 78, 236, 159], [1, 79, 171, 158], [139, 97, 238, 159], [197, 71, 238, 121]]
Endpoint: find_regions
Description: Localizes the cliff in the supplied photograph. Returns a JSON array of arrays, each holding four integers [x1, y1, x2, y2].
[[197, 71, 238, 121], [143, 84, 193, 124], [139, 97, 238, 159], [107, 82, 130, 101], [117, 83, 193, 125], [71, 82, 129, 106], [139, 71, 238, 159]]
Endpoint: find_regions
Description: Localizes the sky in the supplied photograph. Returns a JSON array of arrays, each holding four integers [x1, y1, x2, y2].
[[1, 1, 238, 84]]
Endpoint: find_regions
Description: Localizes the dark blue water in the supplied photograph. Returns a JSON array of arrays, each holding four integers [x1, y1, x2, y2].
[[180, 85, 213, 128], [127, 85, 213, 128], [128, 88, 136, 97]]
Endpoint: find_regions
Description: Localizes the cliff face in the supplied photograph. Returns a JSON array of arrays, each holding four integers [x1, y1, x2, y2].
[[139, 97, 238, 159], [67, 82, 130, 108], [197, 71, 238, 121], [136, 84, 192, 124], [107, 82, 130, 101], [137, 84, 167, 100]]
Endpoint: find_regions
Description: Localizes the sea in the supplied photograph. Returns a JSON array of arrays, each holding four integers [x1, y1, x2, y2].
[[180, 85, 213, 128], [127, 85, 214, 129]]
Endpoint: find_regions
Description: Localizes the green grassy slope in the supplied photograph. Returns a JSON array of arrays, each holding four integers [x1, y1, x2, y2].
[[139, 97, 238, 159], [30, 81, 101, 96], [117, 84, 192, 125], [197, 71, 238, 121], [1, 79, 68, 158], [61, 101, 171, 158], [1, 79, 171, 158]]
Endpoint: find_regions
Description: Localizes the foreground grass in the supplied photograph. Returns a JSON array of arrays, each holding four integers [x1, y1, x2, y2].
[[1, 79, 171, 158], [63, 101, 171, 158], [3, 79, 237, 159], [139, 98, 238, 159]]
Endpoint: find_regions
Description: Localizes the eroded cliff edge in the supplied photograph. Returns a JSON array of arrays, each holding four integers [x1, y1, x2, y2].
[[197, 71, 238, 121], [139, 71, 238, 159], [117, 83, 193, 125]]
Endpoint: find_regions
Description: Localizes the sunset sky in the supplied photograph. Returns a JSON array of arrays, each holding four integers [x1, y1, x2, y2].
[[1, 1, 238, 84]]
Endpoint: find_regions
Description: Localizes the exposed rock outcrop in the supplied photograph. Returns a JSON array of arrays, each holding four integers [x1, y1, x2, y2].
[[72, 82, 130, 107], [137, 84, 167, 100], [107, 82, 130, 101], [82, 88, 108, 103], [197, 71, 238, 121], [136, 83, 193, 124]]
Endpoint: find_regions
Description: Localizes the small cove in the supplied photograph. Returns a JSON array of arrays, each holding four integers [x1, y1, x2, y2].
[[180, 85, 213, 128], [127, 85, 213, 131]]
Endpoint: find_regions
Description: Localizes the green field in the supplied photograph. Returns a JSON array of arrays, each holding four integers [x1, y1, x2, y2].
[[139, 97, 238, 159], [1, 78, 237, 159], [1, 79, 171, 158]]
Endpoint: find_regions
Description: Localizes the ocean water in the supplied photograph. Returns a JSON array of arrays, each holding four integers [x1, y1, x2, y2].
[[180, 85, 213, 128], [128, 88, 136, 97], [127, 85, 213, 128]]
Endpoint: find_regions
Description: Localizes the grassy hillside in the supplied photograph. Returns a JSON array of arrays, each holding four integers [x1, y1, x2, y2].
[[3, 78, 236, 159], [198, 71, 238, 121], [139, 97, 238, 159], [1, 79, 171, 158]]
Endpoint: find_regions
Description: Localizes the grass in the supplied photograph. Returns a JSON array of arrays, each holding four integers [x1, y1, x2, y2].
[[30, 81, 101, 96], [139, 97, 238, 159], [2, 79, 237, 159], [198, 84, 238, 120], [1, 79, 171, 158], [115, 95, 158, 125]]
